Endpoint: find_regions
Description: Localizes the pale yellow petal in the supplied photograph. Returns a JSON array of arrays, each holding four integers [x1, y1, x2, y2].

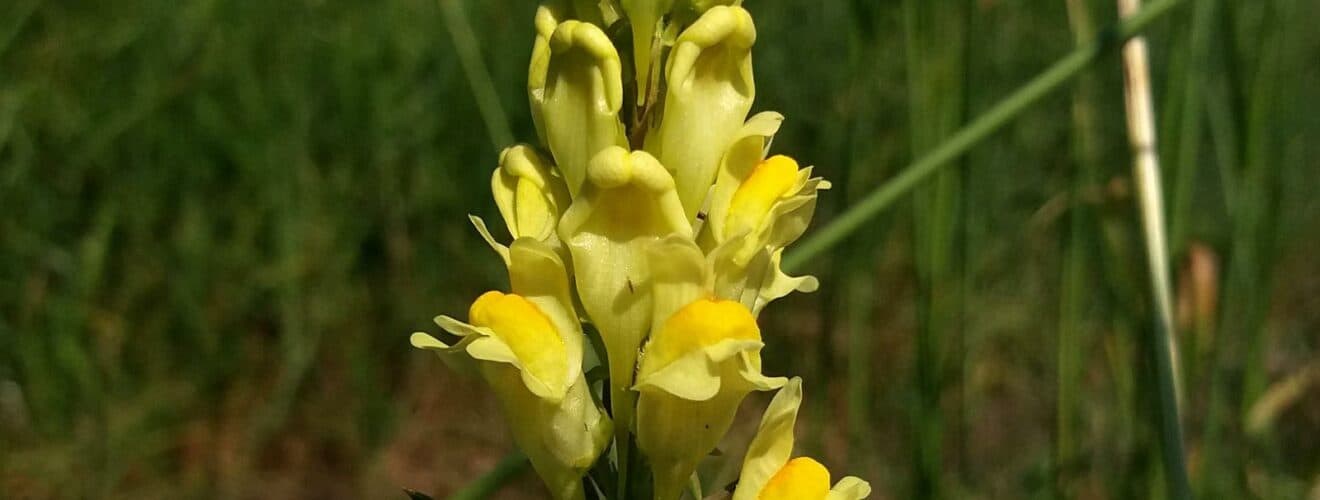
[[558, 147, 691, 408], [529, 19, 627, 197], [704, 111, 785, 249], [508, 238, 584, 387], [826, 477, 873, 500], [645, 234, 710, 336], [732, 377, 803, 500], [468, 215, 511, 266], [646, 5, 757, 221]]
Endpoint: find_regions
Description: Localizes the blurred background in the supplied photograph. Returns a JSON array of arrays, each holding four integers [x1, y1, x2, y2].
[[2, 0, 1317, 498]]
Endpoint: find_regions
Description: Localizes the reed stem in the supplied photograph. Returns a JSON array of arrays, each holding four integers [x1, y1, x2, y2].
[[1114, 0, 1190, 498]]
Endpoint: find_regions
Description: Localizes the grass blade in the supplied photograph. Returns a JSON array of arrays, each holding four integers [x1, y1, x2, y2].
[[782, 0, 1188, 274], [439, 0, 515, 153]]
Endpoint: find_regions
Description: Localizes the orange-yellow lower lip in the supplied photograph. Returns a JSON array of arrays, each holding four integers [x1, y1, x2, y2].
[[758, 456, 832, 500]]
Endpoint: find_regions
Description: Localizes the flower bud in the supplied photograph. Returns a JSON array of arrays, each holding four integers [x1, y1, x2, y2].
[[493, 145, 571, 243], [620, 0, 676, 101]]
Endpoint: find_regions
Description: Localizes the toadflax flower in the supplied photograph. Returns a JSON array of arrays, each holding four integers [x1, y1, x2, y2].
[[733, 377, 872, 500], [558, 146, 691, 442], [491, 145, 571, 244], [529, 10, 628, 197], [632, 235, 785, 500], [645, 5, 757, 222], [411, 239, 611, 500], [702, 112, 830, 315]]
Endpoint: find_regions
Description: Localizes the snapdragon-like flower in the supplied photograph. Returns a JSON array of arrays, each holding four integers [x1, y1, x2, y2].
[[529, 13, 628, 197], [632, 236, 785, 500], [492, 145, 571, 243], [411, 239, 611, 500], [558, 146, 691, 435], [646, 5, 757, 221], [703, 112, 830, 314], [733, 377, 872, 500]]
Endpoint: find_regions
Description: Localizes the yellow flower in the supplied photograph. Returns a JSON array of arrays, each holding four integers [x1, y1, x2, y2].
[[645, 5, 757, 221], [491, 144, 571, 243], [411, 239, 610, 500], [732, 378, 871, 500], [631, 236, 785, 500], [529, 13, 627, 198], [558, 146, 691, 437], [701, 112, 829, 314]]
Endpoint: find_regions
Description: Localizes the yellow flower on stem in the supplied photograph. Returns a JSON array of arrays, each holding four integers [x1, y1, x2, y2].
[[632, 235, 785, 500], [700, 112, 829, 314], [529, 12, 628, 198], [492, 144, 571, 243], [645, 5, 757, 222], [410, 239, 610, 500], [558, 146, 691, 494], [733, 377, 871, 500], [469, 144, 570, 269]]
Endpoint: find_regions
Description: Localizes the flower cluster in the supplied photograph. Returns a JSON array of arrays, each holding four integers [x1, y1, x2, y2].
[[412, 1, 870, 499]]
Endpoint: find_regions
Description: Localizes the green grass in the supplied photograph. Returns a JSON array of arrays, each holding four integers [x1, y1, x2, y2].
[[2, 0, 1319, 498]]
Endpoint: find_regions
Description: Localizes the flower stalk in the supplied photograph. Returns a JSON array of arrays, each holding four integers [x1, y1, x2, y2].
[[413, 2, 867, 498]]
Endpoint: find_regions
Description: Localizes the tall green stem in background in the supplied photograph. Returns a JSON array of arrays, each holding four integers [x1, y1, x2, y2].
[[784, 0, 1187, 271], [1115, 0, 1191, 498], [1203, 1, 1292, 497], [1057, 0, 1101, 496], [903, 0, 969, 496], [1166, 0, 1215, 258], [440, 0, 514, 153]]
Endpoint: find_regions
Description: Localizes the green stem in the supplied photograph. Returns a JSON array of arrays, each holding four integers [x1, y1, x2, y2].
[[687, 471, 703, 500], [903, 0, 970, 495], [782, 0, 1188, 274], [612, 387, 635, 500], [439, 0, 515, 153], [1058, 0, 1100, 495], [1114, 0, 1190, 496], [1167, 0, 1216, 257]]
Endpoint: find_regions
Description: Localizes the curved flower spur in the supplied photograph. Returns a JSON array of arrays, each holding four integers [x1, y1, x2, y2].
[[413, 1, 870, 498]]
